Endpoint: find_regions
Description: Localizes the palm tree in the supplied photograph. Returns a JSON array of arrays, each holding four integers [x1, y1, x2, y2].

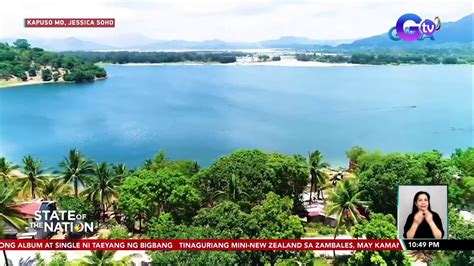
[[330, 172, 343, 186], [326, 179, 369, 257], [308, 150, 329, 202], [17, 155, 48, 199], [0, 181, 28, 228], [213, 174, 249, 202], [73, 234, 140, 265], [59, 149, 93, 197], [77, 250, 139, 266], [111, 163, 128, 184], [81, 162, 119, 223], [0, 157, 19, 180], [0, 220, 7, 265], [0, 181, 28, 264], [38, 177, 73, 201]]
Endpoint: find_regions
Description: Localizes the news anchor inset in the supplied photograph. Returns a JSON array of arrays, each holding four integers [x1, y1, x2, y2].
[[403, 191, 444, 239]]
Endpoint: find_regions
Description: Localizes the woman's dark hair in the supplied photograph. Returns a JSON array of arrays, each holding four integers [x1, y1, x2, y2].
[[411, 191, 432, 214]]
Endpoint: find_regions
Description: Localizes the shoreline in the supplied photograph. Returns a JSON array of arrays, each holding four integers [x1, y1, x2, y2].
[[106, 60, 362, 67], [102, 61, 473, 67], [0, 79, 64, 89], [0, 77, 107, 89]]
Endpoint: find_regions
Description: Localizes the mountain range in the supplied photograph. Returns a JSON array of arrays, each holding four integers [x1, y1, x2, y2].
[[1, 13, 472, 51], [338, 13, 473, 49]]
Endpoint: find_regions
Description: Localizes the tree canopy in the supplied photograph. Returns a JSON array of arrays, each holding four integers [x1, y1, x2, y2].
[[0, 39, 106, 83]]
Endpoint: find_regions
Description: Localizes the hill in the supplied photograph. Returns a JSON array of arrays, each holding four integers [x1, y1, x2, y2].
[[0, 39, 107, 87]]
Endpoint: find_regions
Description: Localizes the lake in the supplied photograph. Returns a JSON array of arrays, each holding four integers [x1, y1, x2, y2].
[[0, 64, 472, 169]]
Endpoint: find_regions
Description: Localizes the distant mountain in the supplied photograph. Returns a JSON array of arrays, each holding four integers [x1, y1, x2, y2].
[[140, 39, 255, 50], [94, 33, 157, 49], [338, 13, 473, 49], [260, 36, 353, 47], [139, 36, 347, 50], [0, 37, 115, 51], [1, 36, 348, 51]]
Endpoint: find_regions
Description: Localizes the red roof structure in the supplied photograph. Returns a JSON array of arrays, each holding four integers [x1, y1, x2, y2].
[[11, 202, 43, 219]]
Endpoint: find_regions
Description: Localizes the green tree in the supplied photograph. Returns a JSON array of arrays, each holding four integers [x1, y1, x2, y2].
[[193, 150, 272, 206], [48, 252, 68, 266], [111, 163, 128, 184], [0, 157, 18, 180], [28, 67, 36, 77], [38, 177, 73, 201], [167, 184, 202, 223], [194, 201, 250, 239], [452, 148, 474, 176], [41, 68, 52, 81], [0, 180, 28, 233], [307, 150, 329, 201], [326, 179, 369, 257], [356, 153, 427, 216], [194, 149, 308, 209], [119, 169, 196, 229], [144, 150, 199, 176], [17, 155, 48, 198], [247, 192, 304, 265], [442, 57, 458, 64], [444, 207, 474, 264], [73, 234, 139, 265], [346, 146, 366, 169], [108, 225, 129, 239], [59, 149, 94, 197], [52, 72, 60, 82], [266, 153, 309, 209], [147, 213, 238, 264], [57, 196, 96, 223], [13, 39, 31, 50], [212, 173, 249, 202], [349, 213, 411, 265], [81, 162, 120, 223]]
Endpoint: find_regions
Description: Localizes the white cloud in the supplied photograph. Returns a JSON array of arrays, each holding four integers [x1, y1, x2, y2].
[[0, 0, 471, 41]]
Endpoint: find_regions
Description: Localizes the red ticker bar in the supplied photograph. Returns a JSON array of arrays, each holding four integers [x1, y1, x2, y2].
[[24, 18, 115, 28], [0, 239, 403, 251]]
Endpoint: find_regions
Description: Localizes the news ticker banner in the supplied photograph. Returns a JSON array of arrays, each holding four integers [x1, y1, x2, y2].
[[24, 18, 115, 28], [0, 239, 472, 251]]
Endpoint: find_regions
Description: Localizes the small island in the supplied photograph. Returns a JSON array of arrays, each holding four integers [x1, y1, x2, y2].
[[0, 39, 107, 88]]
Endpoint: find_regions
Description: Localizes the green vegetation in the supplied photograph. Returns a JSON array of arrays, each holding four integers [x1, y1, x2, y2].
[[108, 225, 129, 239], [17, 155, 48, 198], [0, 157, 19, 179], [0, 39, 106, 84], [353, 149, 471, 216], [38, 177, 73, 201], [296, 48, 474, 65], [0, 180, 28, 230], [0, 146, 472, 265], [60, 51, 248, 64], [303, 222, 336, 236], [57, 196, 96, 224], [350, 213, 411, 265], [307, 150, 330, 201], [59, 149, 94, 197], [35, 251, 68, 266]]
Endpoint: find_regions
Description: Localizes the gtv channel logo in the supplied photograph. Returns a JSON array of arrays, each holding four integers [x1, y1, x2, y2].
[[389, 14, 441, 41]]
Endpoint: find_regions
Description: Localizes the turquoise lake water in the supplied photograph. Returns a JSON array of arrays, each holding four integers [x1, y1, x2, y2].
[[0, 65, 472, 168]]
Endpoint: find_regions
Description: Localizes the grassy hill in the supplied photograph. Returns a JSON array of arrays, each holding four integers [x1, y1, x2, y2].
[[0, 39, 106, 86]]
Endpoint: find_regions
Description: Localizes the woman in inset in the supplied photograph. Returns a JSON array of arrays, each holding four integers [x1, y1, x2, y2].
[[403, 191, 444, 239]]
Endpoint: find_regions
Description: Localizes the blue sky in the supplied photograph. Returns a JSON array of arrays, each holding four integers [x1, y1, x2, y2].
[[0, 0, 471, 42]]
